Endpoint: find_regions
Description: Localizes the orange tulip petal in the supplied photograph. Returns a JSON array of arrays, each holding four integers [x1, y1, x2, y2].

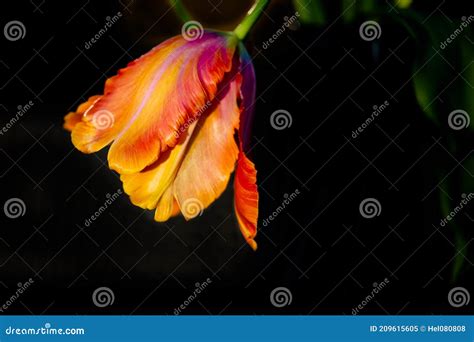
[[154, 186, 181, 222], [120, 74, 242, 222], [173, 75, 242, 219], [70, 32, 237, 174], [234, 46, 258, 250], [234, 151, 258, 251], [71, 37, 184, 155], [120, 122, 197, 210]]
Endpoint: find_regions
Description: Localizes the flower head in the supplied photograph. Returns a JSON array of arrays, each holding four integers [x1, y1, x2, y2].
[[65, 31, 259, 249]]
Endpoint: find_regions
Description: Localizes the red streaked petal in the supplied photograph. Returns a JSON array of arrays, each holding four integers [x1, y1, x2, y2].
[[234, 150, 258, 251], [71, 37, 184, 156], [174, 75, 242, 219], [234, 47, 258, 250], [70, 32, 238, 174]]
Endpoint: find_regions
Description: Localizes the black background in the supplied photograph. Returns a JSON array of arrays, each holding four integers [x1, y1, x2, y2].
[[0, 0, 472, 315]]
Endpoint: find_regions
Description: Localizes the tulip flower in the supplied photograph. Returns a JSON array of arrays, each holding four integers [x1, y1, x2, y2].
[[64, 0, 269, 250]]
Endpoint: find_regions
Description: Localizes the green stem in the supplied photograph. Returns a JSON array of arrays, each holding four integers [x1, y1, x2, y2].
[[169, 0, 192, 23], [234, 0, 270, 40]]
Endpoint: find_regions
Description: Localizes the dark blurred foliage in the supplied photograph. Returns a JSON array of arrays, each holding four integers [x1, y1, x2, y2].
[[0, 0, 472, 315]]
